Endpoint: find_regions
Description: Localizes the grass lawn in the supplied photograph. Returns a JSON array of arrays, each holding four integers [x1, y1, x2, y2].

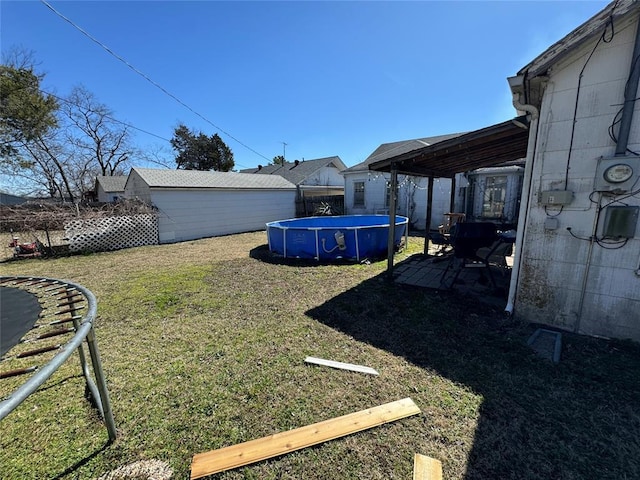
[[1, 231, 639, 479]]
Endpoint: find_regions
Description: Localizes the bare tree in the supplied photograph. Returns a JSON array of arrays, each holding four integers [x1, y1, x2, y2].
[[18, 130, 77, 202], [62, 86, 133, 177], [2, 51, 141, 202], [137, 143, 174, 169]]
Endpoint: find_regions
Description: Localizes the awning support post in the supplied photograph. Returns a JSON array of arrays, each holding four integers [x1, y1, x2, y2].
[[386, 164, 398, 278], [449, 175, 457, 212], [423, 176, 434, 255]]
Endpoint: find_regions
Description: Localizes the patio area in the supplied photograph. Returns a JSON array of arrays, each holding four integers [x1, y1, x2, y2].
[[393, 241, 514, 307]]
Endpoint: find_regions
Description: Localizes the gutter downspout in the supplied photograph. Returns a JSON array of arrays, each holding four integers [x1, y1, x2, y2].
[[505, 77, 540, 315]]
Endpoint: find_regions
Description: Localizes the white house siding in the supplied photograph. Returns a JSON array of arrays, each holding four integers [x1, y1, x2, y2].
[[516, 15, 640, 341], [343, 172, 454, 230], [97, 185, 121, 203], [123, 169, 152, 203], [95, 176, 127, 203], [303, 166, 344, 187], [150, 188, 296, 243]]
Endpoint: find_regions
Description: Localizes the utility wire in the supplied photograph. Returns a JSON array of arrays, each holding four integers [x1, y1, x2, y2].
[[40, 0, 271, 163], [564, 6, 617, 186], [39, 88, 254, 170], [40, 89, 172, 143]]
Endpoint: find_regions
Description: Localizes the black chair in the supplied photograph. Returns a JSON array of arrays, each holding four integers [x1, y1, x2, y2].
[[439, 222, 498, 289]]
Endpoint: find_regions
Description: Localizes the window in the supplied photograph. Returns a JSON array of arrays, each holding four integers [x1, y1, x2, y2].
[[482, 176, 507, 219], [353, 181, 365, 207], [384, 182, 399, 210]]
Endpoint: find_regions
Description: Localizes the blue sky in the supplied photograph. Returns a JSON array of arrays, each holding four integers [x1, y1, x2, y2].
[[2, 1, 611, 171]]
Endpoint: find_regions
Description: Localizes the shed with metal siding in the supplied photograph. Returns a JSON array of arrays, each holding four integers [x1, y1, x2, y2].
[[123, 167, 296, 243], [95, 176, 127, 203]]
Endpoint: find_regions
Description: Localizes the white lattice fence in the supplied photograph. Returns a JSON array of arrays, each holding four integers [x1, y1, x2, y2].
[[65, 214, 158, 253]]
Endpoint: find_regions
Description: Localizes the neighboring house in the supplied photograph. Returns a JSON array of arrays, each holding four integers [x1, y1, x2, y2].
[[0, 192, 28, 206], [507, 0, 640, 341], [123, 167, 296, 243], [344, 135, 524, 230], [95, 176, 127, 203], [241, 156, 346, 197], [343, 134, 462, 230]]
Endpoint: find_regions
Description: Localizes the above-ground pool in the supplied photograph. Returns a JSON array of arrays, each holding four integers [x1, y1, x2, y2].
[[266, 215, 408, 261]]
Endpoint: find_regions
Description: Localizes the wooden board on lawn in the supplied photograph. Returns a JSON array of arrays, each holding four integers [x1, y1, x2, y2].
[[304, 356, 379, 375], [190, 397, 421, 479], [413, 453, 443, 480]]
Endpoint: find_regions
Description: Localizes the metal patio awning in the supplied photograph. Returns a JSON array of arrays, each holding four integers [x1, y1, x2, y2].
[[372, 117, 531, 272], [369, 118, 529, 178]]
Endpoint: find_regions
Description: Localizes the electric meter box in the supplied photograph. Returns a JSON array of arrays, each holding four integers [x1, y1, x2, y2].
[[594, 155, 640, 194], [540, 190, 573, 205]]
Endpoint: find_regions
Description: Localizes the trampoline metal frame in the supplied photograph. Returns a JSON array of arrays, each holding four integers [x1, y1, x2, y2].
[[0, 276, 116, 442]]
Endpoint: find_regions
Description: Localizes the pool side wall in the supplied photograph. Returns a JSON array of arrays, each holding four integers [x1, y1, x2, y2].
[[266, 215, 408, 261]]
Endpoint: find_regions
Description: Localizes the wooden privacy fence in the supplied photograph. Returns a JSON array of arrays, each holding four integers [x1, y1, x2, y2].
[[295, 195, 344, 217]]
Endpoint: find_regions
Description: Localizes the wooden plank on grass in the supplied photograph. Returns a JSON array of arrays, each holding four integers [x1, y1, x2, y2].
[[413, 453, 443, 480], [304, 356, 379, 375], [190, 397, 420, 479]]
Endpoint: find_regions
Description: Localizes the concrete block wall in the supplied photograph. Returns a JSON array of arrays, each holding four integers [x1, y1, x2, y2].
[[516, 15, 640, 341]]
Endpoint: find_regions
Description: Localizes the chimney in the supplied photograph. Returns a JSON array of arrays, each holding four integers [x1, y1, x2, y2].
[[294, 160, 300, 167], [258, 165, 262, 171]]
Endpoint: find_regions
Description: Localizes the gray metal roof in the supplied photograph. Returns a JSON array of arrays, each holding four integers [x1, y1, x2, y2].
[[95, 176, 128, 192], [0, 192, 28, 205], [240, 156, 346, 185], [342, 133, 465, 174], [369, 120, 528, 178], [131, 167, 296, 190]]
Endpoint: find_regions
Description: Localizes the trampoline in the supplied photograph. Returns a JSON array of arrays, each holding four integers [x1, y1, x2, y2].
[[0, 276, 116, 442]]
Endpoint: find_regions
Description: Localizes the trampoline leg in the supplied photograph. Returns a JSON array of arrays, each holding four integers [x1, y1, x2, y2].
[[75, 341, 105, 417], [71, 315, 105, 417], [86, 327, 117, 442]]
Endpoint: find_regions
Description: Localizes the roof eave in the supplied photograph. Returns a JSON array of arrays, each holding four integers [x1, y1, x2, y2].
[[148, 185, 296, 190], [369, 119, 528, 178], [519, 0, 640, 78]]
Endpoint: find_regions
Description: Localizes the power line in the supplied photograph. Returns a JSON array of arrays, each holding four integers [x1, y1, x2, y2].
[[39, 0, 271, 163], [37, 89, 254, 170], [41, 89, 172, 143]]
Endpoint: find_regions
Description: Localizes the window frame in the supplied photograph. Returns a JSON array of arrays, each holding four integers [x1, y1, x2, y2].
[[481, 175, 508, 219], [353, 181, 365, 208]]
